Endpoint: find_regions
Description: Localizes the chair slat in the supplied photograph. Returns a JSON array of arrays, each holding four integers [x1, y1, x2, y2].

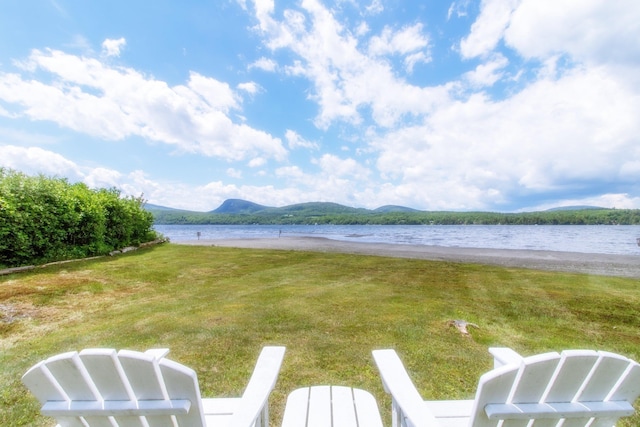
[[332, 386, 358, 427], [352, 387, 384, 427], [608, 359, 640, 402], [117, 350, 166, 400], [511, 353, 561, 404], [44, 352, 101, 401], [79, 348, 133, 401], [470, 364, 521, 427], [159, 357, 207, 426], [281, 387, 311, 427], [578, 352, 630, 401], [308, 386, 332, 427], [21, 360, 67, 404], [543, 350, 598, 403]]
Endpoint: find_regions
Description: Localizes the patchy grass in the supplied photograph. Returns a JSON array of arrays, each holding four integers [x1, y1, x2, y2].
[[1, 244, 639, 426]]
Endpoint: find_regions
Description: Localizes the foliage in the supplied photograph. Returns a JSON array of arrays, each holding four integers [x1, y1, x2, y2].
[[0, 168, 158, 268], [1, 245, 639, 426], [150, 203, 640, 225]]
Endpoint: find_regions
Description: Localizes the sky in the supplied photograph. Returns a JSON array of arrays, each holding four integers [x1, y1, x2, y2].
[[1, 0, 639, 212]]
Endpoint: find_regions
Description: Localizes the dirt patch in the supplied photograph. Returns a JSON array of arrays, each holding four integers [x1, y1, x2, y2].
[[0, 303, 39, 324]]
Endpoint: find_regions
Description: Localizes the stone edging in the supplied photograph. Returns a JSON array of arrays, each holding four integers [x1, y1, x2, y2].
[[0, 239, 167, 276]]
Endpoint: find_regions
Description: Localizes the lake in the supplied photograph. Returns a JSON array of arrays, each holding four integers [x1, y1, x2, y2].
[[153, 224, 640, 256]]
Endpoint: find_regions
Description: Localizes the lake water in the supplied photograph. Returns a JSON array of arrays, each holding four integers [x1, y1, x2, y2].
[[153, 224, 640, 256]]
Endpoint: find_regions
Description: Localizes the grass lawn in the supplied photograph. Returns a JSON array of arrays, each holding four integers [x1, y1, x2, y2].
[[1, 243, 639, 426]]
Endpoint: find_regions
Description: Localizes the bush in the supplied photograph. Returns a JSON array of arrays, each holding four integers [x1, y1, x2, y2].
[[0, 168, 158, 268]]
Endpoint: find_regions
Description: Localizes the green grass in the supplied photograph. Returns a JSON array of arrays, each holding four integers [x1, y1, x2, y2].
[[1, 244, 639, 426]]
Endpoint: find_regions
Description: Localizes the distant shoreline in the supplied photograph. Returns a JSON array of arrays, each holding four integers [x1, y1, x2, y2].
[[175, 236, 640, 278]]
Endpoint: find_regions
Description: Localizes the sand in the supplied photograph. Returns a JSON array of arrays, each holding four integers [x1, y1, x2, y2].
[[175, 236, 640, 279]]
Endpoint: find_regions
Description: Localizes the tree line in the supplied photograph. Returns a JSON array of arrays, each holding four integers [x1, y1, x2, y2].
[[151, 207, 640, 225], [0, 168, 159, 268]]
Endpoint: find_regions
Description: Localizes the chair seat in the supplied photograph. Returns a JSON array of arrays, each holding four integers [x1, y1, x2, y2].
[[281, 385, 384, 427]]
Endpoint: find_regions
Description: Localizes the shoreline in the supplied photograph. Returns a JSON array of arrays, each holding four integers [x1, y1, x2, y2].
[[175, 236, 640, 278]]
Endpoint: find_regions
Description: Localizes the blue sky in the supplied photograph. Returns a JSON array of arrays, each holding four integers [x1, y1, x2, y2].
[[1, 0, 639, 212]]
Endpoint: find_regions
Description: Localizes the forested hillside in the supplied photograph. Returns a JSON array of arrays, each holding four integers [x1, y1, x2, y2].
[[148, 200, 640, 225]]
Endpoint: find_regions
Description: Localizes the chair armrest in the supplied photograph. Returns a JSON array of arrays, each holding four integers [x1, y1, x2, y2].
[[229, 346, 286, 427], [488, 347, 523, 369], [372, 349, 440, 427]]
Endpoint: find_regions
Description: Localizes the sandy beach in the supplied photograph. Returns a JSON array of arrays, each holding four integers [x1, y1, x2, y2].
[[176, 236, 640, 278]]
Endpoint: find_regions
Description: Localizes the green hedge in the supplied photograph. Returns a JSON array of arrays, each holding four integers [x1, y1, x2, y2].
[[0, 168, 158, 268]]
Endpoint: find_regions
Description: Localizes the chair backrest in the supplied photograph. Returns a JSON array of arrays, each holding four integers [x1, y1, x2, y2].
[[22, 348, 207, 427], [469, 349, 640, 427]]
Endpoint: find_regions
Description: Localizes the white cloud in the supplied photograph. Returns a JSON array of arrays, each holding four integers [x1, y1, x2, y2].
[[0, 48, 287, 162], [404, 52, 430, 74], [463, 53, 509, 87], [101, 38, 126, 57], [459, 0, 521, 59], [248, 157, 266, 167], [227, 168, 243, 178], [365, 0, 384, 15], [372, 64, 640, 209], [237, 81, 261, 95], [248, 57, 278, 72], [368, 24, 430, 57], [317, 153, 369, 180], [251, 0, 448, 129], [447, 0, 472, 20], [84, 167, 123, 189], [0, 145, 82, 178], [285, 129, 319, 150], [504, 0, 640, 65]]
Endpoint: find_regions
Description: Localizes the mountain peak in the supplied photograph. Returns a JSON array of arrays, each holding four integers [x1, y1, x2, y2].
[[211, 199, 270, 214]]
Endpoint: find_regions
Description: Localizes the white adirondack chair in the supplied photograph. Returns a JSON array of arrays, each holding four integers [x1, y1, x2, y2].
[[373, 347, 640, 427], [22, 346, 286, 427]]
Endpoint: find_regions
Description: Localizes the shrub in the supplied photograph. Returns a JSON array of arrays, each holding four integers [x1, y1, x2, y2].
[[0, 168, 158, 268]]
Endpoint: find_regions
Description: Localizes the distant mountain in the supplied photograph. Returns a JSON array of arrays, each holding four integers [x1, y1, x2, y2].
[[148, 199, 640, 225], [211, 199, 271, 214], [268, 201, 368, 215], [373, 205, 420, 213], [545, 205, 605, 211], [144, 203, 184, 211]]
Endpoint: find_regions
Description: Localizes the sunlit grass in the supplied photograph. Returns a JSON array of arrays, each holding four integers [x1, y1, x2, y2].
[[1, 244, 639, 426]]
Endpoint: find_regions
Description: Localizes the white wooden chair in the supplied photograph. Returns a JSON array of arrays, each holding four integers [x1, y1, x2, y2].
[[22, 346, 286, 427], [373, 347, 640, 427]]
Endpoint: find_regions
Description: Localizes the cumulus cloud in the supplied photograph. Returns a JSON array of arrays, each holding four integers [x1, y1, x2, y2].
[[285, 129, 319, 150], [372, 64, 640, 209], [101, 38, 126, 57], [504, 0, 640, 65], [365, 0, 383, 15], [250, 0, 448, 128], [0, 145, 82, 178], [249, 57, 278, 71], [227, 168, 243, 179], [237, 81, 261, 95], [368, 24, 430, 57], [463, 53, 509, 87], [459, 0, 520, 59], [0, 48, 287, 162]]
